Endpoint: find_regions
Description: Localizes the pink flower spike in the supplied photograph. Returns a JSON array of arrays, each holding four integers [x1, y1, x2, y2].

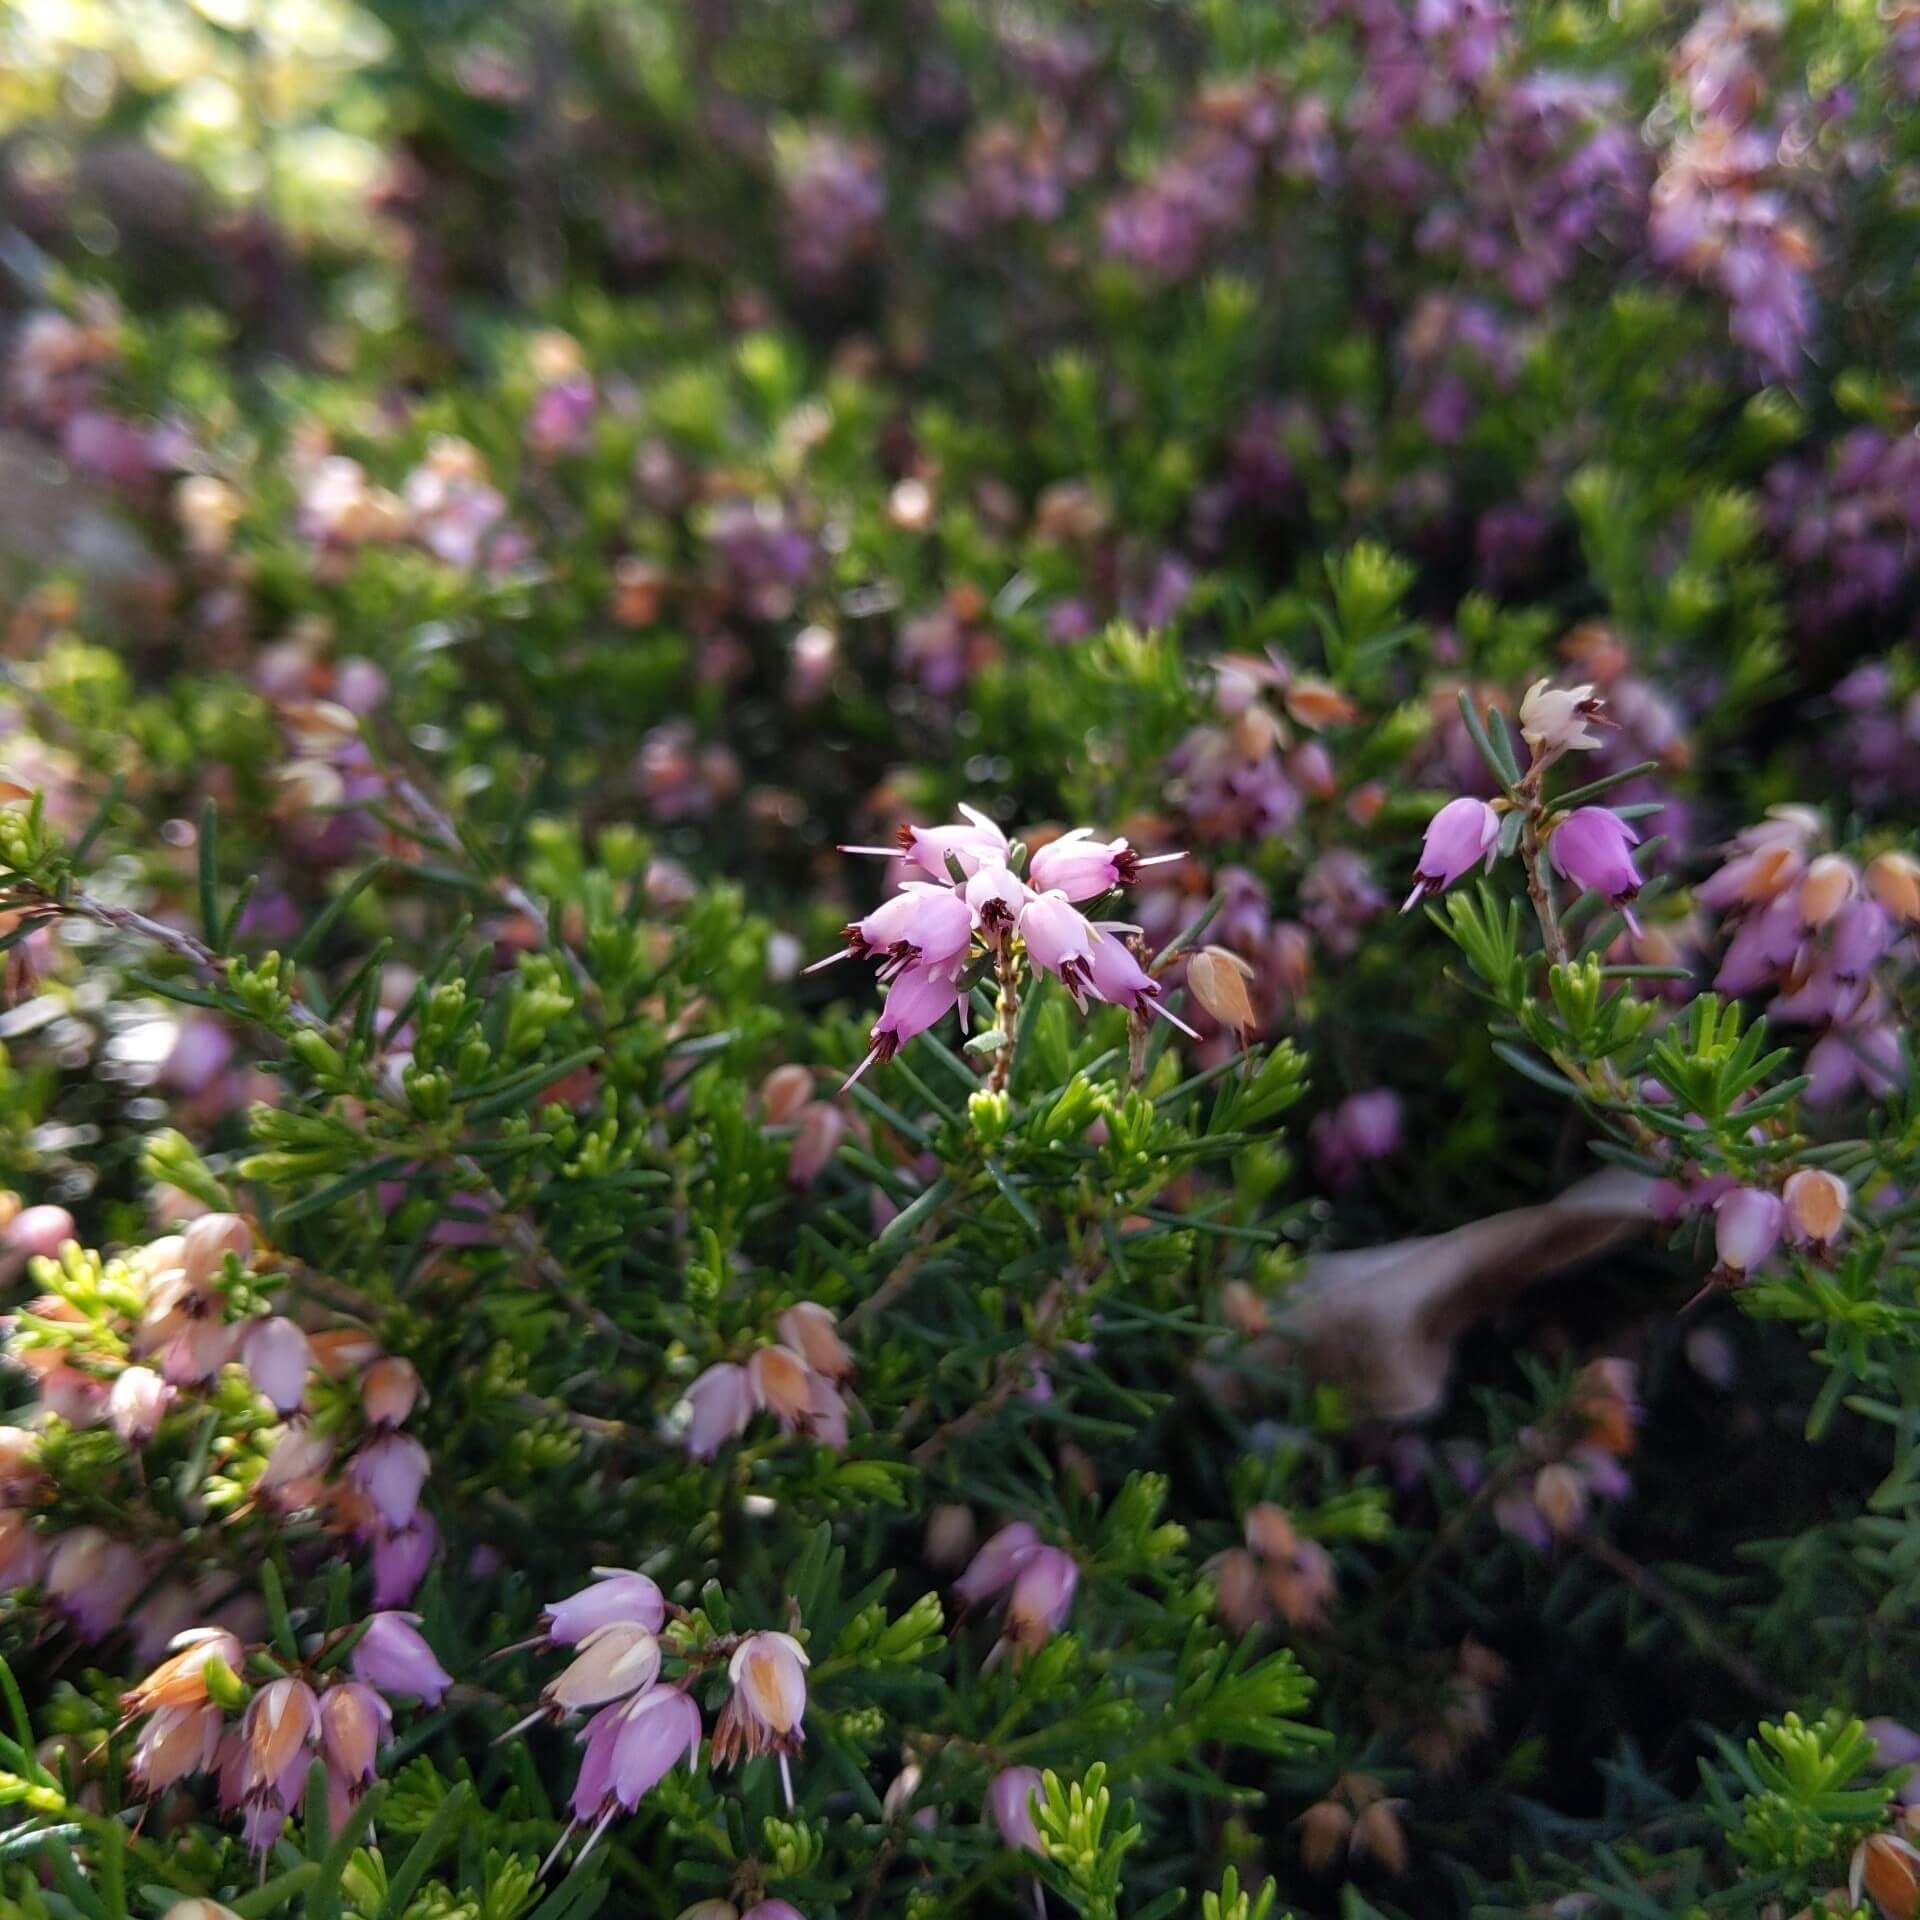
[[842, 962, 965, 1090], [1548, 807, 1646, 933], [1403, 797, 1501, 911]]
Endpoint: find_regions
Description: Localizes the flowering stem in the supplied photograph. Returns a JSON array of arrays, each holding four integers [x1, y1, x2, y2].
[[1516, 782, 1570, 970], [987, 940, 1022, 1096]]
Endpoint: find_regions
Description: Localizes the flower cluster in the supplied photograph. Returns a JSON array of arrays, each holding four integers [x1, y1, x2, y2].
[[0, 1215, 440, 1646], [1405, 679, 1650, 929], [683, 1302, 854, 1459], [1490, 1359, 1641, 1551], [121, 1610, 450, 1848], [952, 1522, 1080, 1662], [1701, 813, 1916, 1108], [519, 1569, 813, 1862], [823, 807, 1190, 1085]]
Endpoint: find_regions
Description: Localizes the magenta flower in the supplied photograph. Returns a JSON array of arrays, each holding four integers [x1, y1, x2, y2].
[[607, 1688, 700, 1800], [1029, 829, 1181, 900], [685, 1362, 754, 1459], [843, 962, 966, 1090], [953, 1521, 1041, 1605], [543, 1569, 667, 1645], [1004, 1546, 1079, 1652], [841, 803, 1008, 880], [806, 881, 974, 976], [371, 1515, 438, 1608], [350, 1431, 430, 1528], [1402, 796, 1501, 911], [1548, 807, 1646, 932], [1084, 926, 1199, 1034], [241, 1316, 311, 1416], [350, 1612, 453, 1705], [1713, 1187, 1785, 1277], [986, 1765, 1047, 1853], [1017, 892, 1101, 1003], [965, 863, 1032, 934]]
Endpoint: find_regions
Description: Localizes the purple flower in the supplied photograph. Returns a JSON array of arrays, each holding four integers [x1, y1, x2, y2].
[[953, 1521, 1041, 1605], [1018, 892, 1101, 1002], [371, 1515, 438, 1608], [350, 1432, 430, 1528], [685, 1363, 754, 1460], [543, 1569, 668, 1645], [842, 805, 1009, 881], [571, 1686, 701, 1831], [1030, 830, 1181, 900], [1548, 807, 1646, 931], [241, 1316, 311, 1416], [1004, 1546, 1078, 1651], [986, 1765, 1046, 1852], [1713, 1188, 1785, 1277], [351, 1612, 453, 1706], [1084, 928, 1198, 1035], [1402, 797, 1502, 911], [807, 882, 974, 976], [844, 962, 967, 1090]]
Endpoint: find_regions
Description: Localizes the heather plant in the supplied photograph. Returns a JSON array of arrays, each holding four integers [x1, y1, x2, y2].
[[0, 1, 1918, 1918]]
